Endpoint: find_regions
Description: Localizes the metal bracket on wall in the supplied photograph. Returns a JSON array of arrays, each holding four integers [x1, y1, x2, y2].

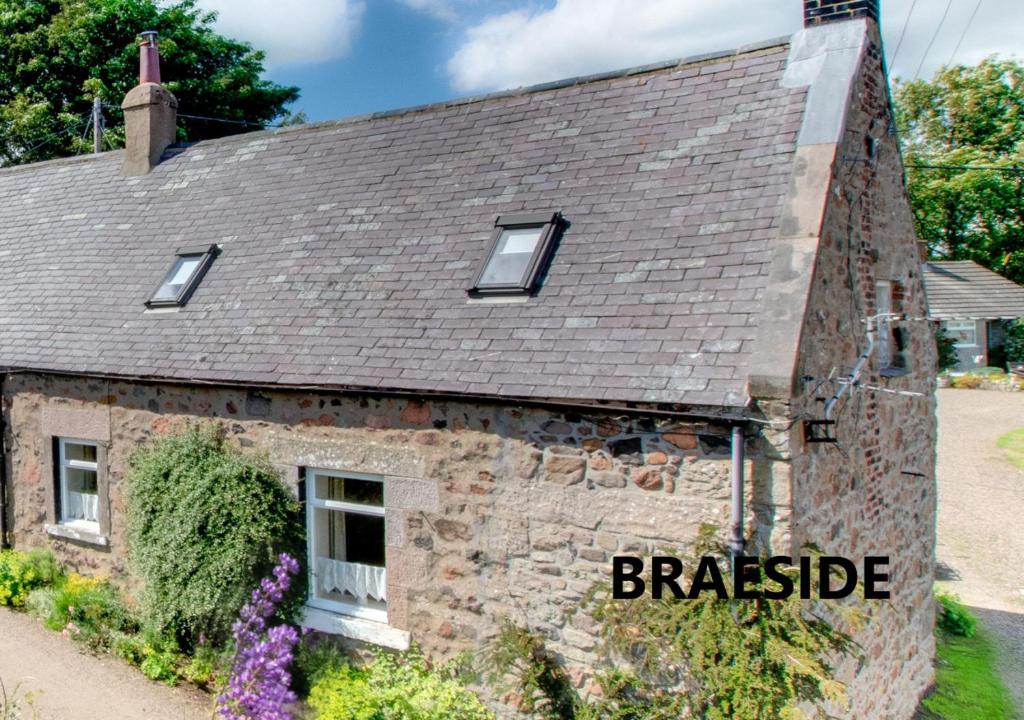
[[804, 419, 837, 444]]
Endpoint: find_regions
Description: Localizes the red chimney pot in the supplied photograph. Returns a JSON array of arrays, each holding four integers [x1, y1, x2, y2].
[[139, 31, 161, 85]]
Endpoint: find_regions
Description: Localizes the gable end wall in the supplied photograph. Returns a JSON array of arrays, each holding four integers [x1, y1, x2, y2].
[[787, 24, 937, 720]]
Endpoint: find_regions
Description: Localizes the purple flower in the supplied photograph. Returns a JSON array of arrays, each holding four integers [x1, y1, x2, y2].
[[216, 553, 301, 720]]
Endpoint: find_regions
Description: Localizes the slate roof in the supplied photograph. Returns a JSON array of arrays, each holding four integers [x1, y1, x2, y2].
[[922, 261, 1024, 320], [0, 43, 806, 407]]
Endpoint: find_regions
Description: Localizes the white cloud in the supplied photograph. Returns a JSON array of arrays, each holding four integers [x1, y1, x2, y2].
[[447, 0, 798, 92], [447, 0, 1024, 93], [198, 0, 366, 67], [399, 0, 459, 23]]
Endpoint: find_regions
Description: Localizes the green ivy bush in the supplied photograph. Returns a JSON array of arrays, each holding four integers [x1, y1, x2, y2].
[[936, 592, 976, 638], [308, 648, 493, 720], [0, 549, 61, 607], [125, 423, 305, 647]]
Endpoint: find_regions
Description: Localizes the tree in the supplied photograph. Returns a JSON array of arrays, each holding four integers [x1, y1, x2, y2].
[[0, 0, 300, 165], [894, 58, 1024, 284]]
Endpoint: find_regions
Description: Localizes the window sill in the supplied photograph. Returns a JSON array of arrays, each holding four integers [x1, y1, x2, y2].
[[466, 294, 530, 305], [880, 367, 910, 379], [300, 606, 410, 651], [45, 523, 108, 547]]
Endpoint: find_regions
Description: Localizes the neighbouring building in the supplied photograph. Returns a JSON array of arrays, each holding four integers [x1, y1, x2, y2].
[[922, 260, 1024, 371], [0, 1, 937, 717]]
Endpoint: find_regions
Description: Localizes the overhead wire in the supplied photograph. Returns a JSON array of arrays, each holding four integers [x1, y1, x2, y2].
[[101, 102, 281, 131], [948, 0, 984, 66], [888, 0, 920, 70], [906, 163, 1024, 173], [18, 114, 91, 158], [913, 0, 955, 80]]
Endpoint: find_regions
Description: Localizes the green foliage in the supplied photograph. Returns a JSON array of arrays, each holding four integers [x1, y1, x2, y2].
[[485, 528, 859, 720], [996, 428, 1024, 471], [949, 374, 984, 389], [138, 633, 185, 686], [181, 643, 230, 688], [0, 549, 61, 607], [26, 572, 138, 655], [0, 0, 300, 164], [921, 605, 1014, 720], [293, 634, 350, 698], [935, 326, 959, 372], [109, 628, 189, 686], [894, 58, 1024, 284], [308, 648, 493, 720], [935, 593, 976, 638], [1005, 318, 1024, 363], [0, 677, 38, 720], [125, 423, 304, 647], [479, 620, 577, 720]]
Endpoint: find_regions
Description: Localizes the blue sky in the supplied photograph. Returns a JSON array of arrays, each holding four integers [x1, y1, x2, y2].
[[196, 0, 1024, 124]]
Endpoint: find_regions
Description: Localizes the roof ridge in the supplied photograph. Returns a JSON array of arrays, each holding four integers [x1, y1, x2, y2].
[[235, 36, 792, 143], [0, 35, 793, 175]]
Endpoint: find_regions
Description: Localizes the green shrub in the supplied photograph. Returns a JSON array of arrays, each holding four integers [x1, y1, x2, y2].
[[936, 593, 977, 638], [1005, 317, 1024, 363], [138, 632, 184, 686], [935, 325, 959, 371], [309, 649, 493, 720], [293, 634, 350, 697], [489, 528, 859, 720], [28, 573, 137, 653], [111, 630, 148, 666], [0, 549, 61, 607], [125, 423, 305, 647], [950, 374, 984, 389]]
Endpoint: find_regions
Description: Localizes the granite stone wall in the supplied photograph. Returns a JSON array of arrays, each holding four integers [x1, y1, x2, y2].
[[784, 24, 938, 720], [3, 371, 788, 694]]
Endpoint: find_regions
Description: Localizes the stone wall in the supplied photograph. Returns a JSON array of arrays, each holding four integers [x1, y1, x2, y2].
[[3, 371, 786, 692], [784, 23, 937, 720]]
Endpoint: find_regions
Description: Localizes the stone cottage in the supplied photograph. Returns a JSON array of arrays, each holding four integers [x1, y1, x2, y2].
[[922, 260, 1024, 371], [0, 1, 936, 717]]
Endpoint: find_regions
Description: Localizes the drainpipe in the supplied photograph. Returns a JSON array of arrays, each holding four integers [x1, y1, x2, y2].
[[730, 425, 745, 557], [0, 375, 8, 549]]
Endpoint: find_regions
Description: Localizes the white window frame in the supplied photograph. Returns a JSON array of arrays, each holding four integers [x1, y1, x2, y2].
[[943, 320, 978, 348], [57, 438, 100, 534], [305, 468, 387, 624]]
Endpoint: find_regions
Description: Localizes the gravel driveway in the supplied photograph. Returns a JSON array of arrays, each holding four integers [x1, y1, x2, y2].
[[935, 388, 1024, 714], [0, 608, 210, 720]]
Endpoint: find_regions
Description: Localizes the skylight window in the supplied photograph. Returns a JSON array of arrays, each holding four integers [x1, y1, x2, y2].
[[470, 212, 563, 296], [147, 245, 219, 308]]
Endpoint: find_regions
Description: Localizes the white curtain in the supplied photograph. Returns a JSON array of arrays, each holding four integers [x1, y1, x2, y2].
[[66, 492, 98, 523], [316, 557, 386, 602]]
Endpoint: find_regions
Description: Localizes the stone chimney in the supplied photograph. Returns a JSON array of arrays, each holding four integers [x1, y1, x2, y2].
[[121, 31, 178, 176], [804, 0, 879, 27]]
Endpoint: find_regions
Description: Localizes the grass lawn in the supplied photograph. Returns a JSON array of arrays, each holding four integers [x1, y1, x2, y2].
[[997, 428, 1024, 470], [921, 628, 1016, 720]]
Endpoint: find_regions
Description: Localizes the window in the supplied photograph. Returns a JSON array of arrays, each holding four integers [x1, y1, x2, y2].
[[875, 281, 894, 367], [470, 212, 563, 295], [306, 469, 387, 623], [57, 439, 100, 533], [943, 320, 978, 347], [147, 245, 219, 307]]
